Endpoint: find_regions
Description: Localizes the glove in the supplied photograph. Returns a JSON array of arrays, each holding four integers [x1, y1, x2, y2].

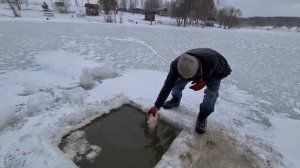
[[148, 106, 158, 117], [189, 80, 206, 91]]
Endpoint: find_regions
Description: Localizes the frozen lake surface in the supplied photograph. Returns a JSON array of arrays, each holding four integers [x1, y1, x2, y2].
[[1, 21, 299, 119]]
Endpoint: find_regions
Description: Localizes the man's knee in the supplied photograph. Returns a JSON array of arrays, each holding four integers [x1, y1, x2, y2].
[[201, 89, 219, 114], [204, 89, 219, 99], [206, 79, 221, 92]]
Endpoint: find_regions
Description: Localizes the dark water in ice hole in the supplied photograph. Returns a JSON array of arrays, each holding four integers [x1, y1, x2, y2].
[[62, 105, 181, 168]]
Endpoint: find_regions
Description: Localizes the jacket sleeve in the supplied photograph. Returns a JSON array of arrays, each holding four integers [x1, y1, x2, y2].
[[211, 59, 232, 80], [154, 61, 179, 108]]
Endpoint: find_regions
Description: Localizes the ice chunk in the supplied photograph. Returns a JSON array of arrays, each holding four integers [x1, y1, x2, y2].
[[60, 130, 101, 162], [27, 93, 52, 114], [62, 87, 88, 105], [20, 85, 38, 96], [0, 105, 13, 131], [89, 61, 117, 79], [79, 68, 95, 89], [86, 145, 101, 161]]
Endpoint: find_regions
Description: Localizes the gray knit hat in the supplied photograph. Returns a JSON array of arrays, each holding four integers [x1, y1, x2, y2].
[[177, 54, 200, 79]]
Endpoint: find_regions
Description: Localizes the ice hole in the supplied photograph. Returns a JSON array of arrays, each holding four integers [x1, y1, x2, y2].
[[59, 105, 181, 168]]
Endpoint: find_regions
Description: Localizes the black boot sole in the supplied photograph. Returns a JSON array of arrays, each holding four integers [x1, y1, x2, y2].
[[162, 104, 179, 109]]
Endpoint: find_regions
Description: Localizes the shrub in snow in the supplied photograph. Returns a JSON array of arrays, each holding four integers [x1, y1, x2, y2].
[[27, 93, 53, 114], [62, 87, 88, 105]]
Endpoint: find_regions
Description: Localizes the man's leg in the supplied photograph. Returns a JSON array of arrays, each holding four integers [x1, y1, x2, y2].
[[195, 79, 221, 133], [163, 78, 189, 109]]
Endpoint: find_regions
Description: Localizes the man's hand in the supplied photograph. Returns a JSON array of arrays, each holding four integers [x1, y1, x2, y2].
[[189, 80, 206, 91], [148, 106, 158, 117]]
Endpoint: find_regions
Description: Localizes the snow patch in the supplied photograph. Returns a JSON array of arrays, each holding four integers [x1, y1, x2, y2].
[[35, 50, 101, 79], [62, 87, 88, 105], [270, 116, 300, 167], [26, 92, 53, 114], [19, 85, 39, 96]]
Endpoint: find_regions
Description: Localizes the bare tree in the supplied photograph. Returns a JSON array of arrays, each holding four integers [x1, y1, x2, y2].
[[201, 0, 216, 26], [216, 8, 226, 28], [170, 0, 182, 26], [119, 11, 123, 23], [182, 0, 193, 27], [227, 7, 241, 28], [129, 0, 136, 14], [216, 6, 242, 29], [170, 0, 191, 27], [63, 0, 71, 13], [103, 0, 117, 23], [163, 0, 172, 16], [134, 0, 138, 8], [190, 0, 200, 25], [119, 0, 127, 23], [170, 0, 216, 27], [144, 0, 160, 11], [120, 0, 127, 9], [5, 0, 21, 17]]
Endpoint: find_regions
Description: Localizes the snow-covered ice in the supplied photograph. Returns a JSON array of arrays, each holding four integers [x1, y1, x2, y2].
[[0, 3, 300, 168]]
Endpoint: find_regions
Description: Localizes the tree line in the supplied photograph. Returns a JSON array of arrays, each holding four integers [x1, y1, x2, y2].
[[5, 0, 299, 29], [4, 0, 242, 29], [99, 0, 242, 27], [91, 0, 300, 28], [239, 17, 300, 28], [162, 0, 242, 28]]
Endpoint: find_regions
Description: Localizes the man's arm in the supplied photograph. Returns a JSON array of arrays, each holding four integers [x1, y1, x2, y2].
[[154, 61, 179, 109]]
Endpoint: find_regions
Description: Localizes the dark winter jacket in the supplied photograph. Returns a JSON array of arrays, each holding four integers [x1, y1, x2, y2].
[[154, 48, 231, 108]]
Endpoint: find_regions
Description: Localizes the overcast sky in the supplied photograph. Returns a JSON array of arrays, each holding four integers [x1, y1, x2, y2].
[[226, 0, 300, 17]]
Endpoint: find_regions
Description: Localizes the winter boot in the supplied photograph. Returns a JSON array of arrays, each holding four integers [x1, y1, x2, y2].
[[162, 98, 180, 109], [195, 112, 209, 134]]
